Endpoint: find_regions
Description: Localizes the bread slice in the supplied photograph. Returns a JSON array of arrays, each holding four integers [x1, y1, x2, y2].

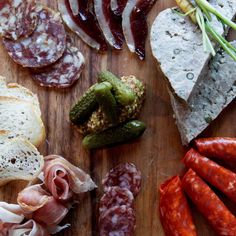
[[170, 42, 236, 145], [0, 97, 45, 147], [0, 83, 41, 117], [0, 133, 44, 186], [150, 0, 236, 102]]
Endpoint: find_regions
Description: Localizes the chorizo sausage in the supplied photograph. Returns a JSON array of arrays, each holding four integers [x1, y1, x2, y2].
[[159, 176, 197, 236], [182, 169, 236, 236]]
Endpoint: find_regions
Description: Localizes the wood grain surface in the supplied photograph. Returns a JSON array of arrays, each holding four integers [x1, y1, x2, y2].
[[0, 0, 235, 235]]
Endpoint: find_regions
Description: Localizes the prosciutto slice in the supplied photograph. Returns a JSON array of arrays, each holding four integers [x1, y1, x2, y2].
[[43, 155, 97, 201], [17, 185, 68, 227], [58, 0, 108, 51], [122, 0, 156, 59], [8, 220, 49, 236], [110, 0, 128, 16], [94, 0, 124, 49]]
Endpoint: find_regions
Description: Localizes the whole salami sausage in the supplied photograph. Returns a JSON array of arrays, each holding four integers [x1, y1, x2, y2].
[[30, 37, 85, 88], [183, 148, 236, 203], [182, 169, 236, 236], [195, 137, 236, 163], [159, 176, 197, 236], [3, 7, 67, 68], [102, 163, 141, 197], [99, 186, 134, 215], [99, 205, 136, 236], [0, 0, 39, 40]]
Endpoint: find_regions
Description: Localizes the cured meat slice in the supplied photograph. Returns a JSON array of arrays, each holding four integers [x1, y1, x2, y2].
[[99, 186, 134, 214], [159, 176, 197, 236], [0, 0, 39, 40], [99, 205, 135, 236], [122, 0, 156, 60], [9, 220, 49, 236], [183, 149, 236, 203], [182, 169, 236, 236], [111, 0, 128, 16], [3, 7, 67, 68], [58, 0, 108, 51], [94, 0, 124, 49], [31, 38, 85, 88], [195, 137, 236, 163], [43, 155, 97, 201], [102, 163, 141, 197]]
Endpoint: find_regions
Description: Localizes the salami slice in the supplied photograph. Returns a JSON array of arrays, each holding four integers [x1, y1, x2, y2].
[[159, 176, 197, 236], [0, 0, 39, 40], [182, 169, 236, 236], [195, 137, 236, 163], [102, 163, 141, 197], [183, 148, 236, 204], [3, 7, 67, 68], [99, 205, 136, 236], [30, 38, 85, 88], [99, 186, 134, 215]]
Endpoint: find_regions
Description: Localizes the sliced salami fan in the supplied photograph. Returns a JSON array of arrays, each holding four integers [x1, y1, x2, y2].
[[102, 163, 141, 197], [111, 0, 128, 16], [99, 205, 136, 236], [0, 0, 39, 40], [3, 7, 67, 68], [31, 38, 85, 88], [99, 186, 134, 214]]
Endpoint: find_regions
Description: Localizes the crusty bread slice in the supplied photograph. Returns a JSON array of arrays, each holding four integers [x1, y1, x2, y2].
[[0, 97, 45, 147], [170, 42, 236, 145], [0, 83, 41, 116], [150, 1, 236, 102], [0, 133, 44, 186]]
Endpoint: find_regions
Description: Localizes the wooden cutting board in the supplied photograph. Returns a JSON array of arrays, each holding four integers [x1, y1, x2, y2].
[[0, 0, 235, 235]]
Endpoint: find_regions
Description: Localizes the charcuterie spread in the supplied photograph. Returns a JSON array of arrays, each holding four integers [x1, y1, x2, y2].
[[0, 0, 236, 235], [99, 163, 141, 235]]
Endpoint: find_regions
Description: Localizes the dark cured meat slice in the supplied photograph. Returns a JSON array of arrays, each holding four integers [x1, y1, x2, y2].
[[99, 186, 134, 215], [122, 0, 156, 60], [102, 163, 141, 197], [58, 0, 108, 51], [99, 205, 135, 236], [94, 0, 124, 49], [195, 137, 236, 163], [0, 0, 39, 40], [30, 38, 85, 88], [159, 176, 197, 236], [110, 0, 128, 16], [183, 149, 236, 204], [182, 169, 236, 236], [3, 7, 67, 68]]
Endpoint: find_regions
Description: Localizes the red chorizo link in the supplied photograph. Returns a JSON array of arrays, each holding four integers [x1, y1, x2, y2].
[[195, 137, 236, 163], [183, 149, 236, 203], [182, 169, 236, 236], [159, 176, 197, 236]]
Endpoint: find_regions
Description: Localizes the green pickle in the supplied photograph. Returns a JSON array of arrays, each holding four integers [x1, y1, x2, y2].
[[98, 71, 136, 105], [94, 82, 118, 124], [70, 84, 98, 125], [82, 120, 146, 149]]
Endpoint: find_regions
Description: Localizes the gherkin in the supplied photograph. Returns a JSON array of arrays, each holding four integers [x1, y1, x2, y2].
[[78, 75, 145, 135]]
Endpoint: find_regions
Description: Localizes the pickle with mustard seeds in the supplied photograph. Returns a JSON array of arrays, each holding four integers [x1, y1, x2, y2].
[[82, 120, 146, 149], [70, 84, 98, 125], [98, 71, 136, 105], [94, 82, 118, 124]]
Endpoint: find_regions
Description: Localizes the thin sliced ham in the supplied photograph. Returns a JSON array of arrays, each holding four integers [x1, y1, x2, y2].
[[17, 184, 68, 227], [43, 155, 97, 201], [110, 0, 128, 16], [8, 220, 49, 236], [94, 0, 124, 49], [58, 0, 108, 51], [122, 0, 156, 59]]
